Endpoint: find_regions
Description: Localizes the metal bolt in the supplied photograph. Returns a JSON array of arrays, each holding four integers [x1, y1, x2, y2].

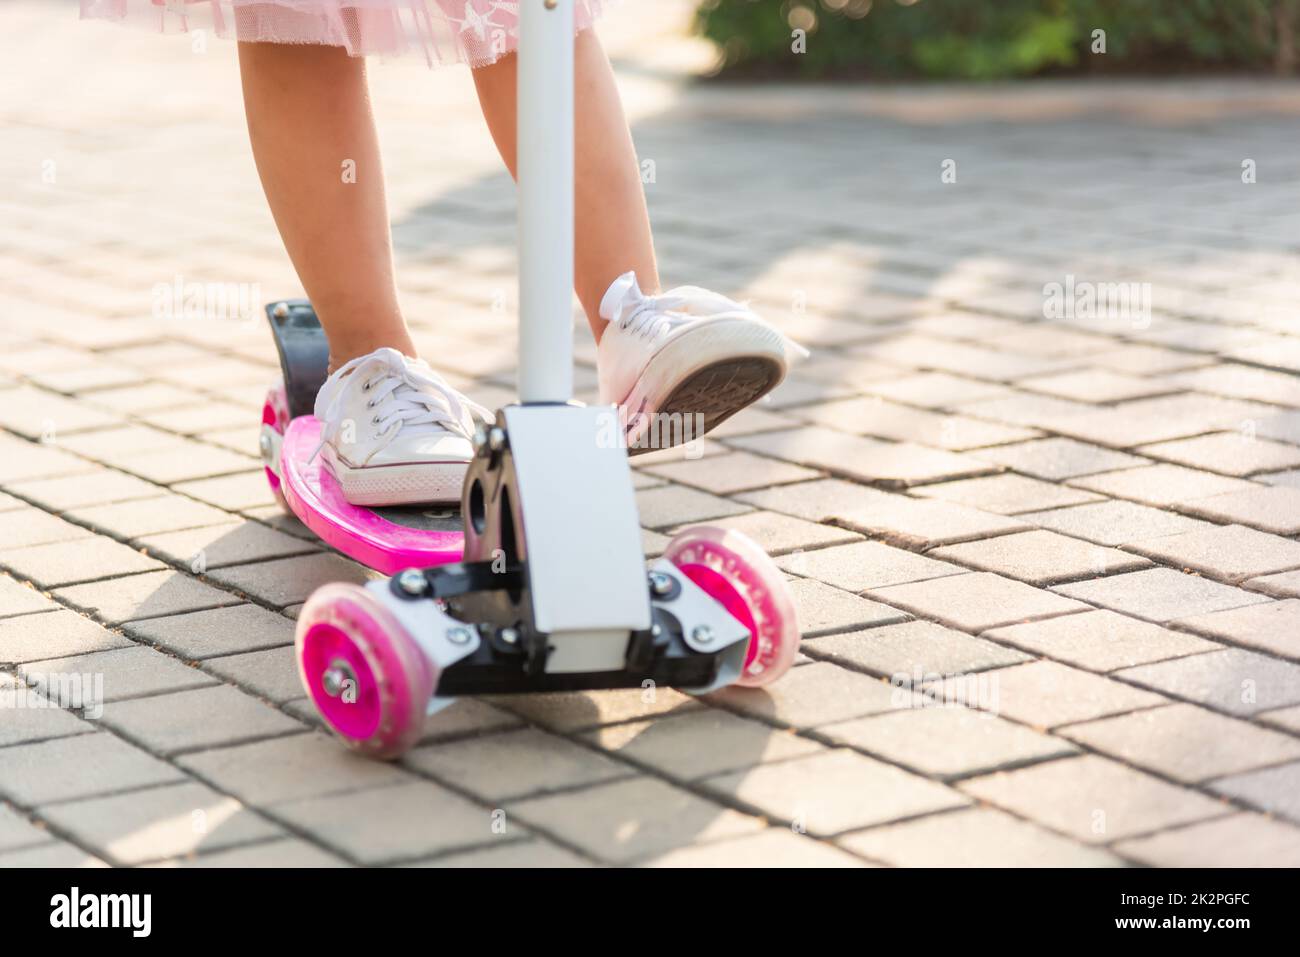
[[272, 301, 289, 319], [447, 626, 473, 646], [259, 432, 271, 456], [487, 427, 506, 453], [396, 568, 427, 596], [691, 625, 714, 645], [321, 659, 354, 698], [544, 0, 558, 9], [499, 627, 519, 646], [648, 571, 674, 598], [472, 427, 488, 454]]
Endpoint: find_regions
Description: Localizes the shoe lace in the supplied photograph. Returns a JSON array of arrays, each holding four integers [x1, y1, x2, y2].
[[312, 348, 491, 460], [603, 271, 810, 358]]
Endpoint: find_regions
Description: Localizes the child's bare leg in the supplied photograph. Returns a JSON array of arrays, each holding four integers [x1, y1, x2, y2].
[[470, 30, 658, 341], [238, 42, 415, 368]]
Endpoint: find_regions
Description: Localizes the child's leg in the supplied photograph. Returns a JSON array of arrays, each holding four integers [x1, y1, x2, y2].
[[238, 41, 415, 369], [470, 30, 658, 341]]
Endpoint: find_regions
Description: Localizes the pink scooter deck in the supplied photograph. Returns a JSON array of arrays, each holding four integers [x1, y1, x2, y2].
[[278, 415, 465, 575]]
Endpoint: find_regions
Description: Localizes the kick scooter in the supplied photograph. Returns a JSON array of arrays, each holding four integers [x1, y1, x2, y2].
[[258, 0, 800, 758]]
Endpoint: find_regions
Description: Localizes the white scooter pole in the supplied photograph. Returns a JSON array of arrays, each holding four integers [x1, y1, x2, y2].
[[517, 0, 574, 404]]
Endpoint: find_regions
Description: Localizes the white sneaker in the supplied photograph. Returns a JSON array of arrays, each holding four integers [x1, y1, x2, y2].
[[597, 271, 804, 454], [313, 347, 489, 507]]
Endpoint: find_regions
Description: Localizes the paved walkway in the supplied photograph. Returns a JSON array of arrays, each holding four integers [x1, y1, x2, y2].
[[3, 1, 1300, 866]]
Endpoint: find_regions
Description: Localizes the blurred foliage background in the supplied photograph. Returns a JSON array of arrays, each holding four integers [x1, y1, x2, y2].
[[695, 0, 1300, 80]]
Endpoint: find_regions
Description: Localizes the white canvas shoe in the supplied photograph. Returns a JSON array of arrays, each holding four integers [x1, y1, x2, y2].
[[313, 347, 489, 506], [597, 271, 803, 453]]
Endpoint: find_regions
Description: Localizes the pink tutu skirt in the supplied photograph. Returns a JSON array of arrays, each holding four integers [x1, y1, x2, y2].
[[80, 0, 606, 68]]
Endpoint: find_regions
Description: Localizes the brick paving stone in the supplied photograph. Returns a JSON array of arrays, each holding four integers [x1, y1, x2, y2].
[[1022, 499, 1213, 546], [912, 473, 1101, 515], [961, 755, 1228, 844], [1210, 762, 1300, 824], [870, 572, 1088, 632], [736, 477, 896, 523], [206, 553, 377, 608], [778, 541, 963, 592], [67, 495, 236, 540], [492, 687, 702, 734], [704, 406, 803, 438], [1070, 464, 1258, 507], [138, 521, 319, 570], [20, 645, 216, 703], [0, 537, 165, 589], [84, 382, 204, 416], [411, 698, 525, 743], [1170, 363, 1300, 406], [707, 661, 902, 728], [633, 483, 750, 529], [0, 386, 120, 437], [804, 619, 1029, 680], [1138, 433, 1300, 477], [863, 371, 1013, 408], [1116, 648, 1300, 717], [1062, 395, 1280, 449], [0, 732, 183, 806], [3, 470, 162, 510], [821, 705, 1076, 779], [644, 828, 867, 867], [1180, 485, 1300, 535], [0, 437, 98, 483], [512, 776, 764, 864], [0, 842, 108, 868], [984, 609, 1218, 672], [102, 684, 303, 755], [929, 659, 1165, 728], [0, 673, 96, 746], [794, 397, 1039, 450], [0, 508, 94, 549], [0, 491, 23, 512], [148, 837, 348, 868], [786, 578, 910, 636], [57, 424, 180, 460], [411, 838, 589, 868], [669, 510, 861, 556], [405, 727, 634, 801], [1248, 569, 1300, 598], [55, 569, 242, 623], [702, 748, 966, 837], [121, 603, 294, 659], [841, 496, 1032, 549], [274, 780, 496, 865], [1127, 524, 1300, 582], [172, 472, 278, 511], [1055, 567, 1270, 623], [0, 609, 132, 663], [1062, 703, 1300, 784], [581, 709, 823, 780], [1258, 705, 1300, 734], [0, 803, 52, 854], [1172, 599, 1300, 659], [176, 733, 413, 806], [933, 529, 1149, 586], [1114, 813, 1300, 867], [1260, 469, 1300, 488], [0, 573, 57, 618], [1018, 368, 1173, 403], [729, 427, 996, 488], [838, 807, 1122, 867], [641, 450, 821, 495], [39, 781, 282, 866], [200, 646, 301, 703], [116, 445, 260, 486], [966, 437, 1145, 481]]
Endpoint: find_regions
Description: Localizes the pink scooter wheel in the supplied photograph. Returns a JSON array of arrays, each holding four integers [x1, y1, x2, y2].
[[261, 378, 291, 511], [295, 583, 435, 758], [664, 526, 800, 688]]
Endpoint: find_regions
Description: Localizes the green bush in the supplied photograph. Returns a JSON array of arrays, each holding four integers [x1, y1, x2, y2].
[[694, 0, 1300, 80]]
